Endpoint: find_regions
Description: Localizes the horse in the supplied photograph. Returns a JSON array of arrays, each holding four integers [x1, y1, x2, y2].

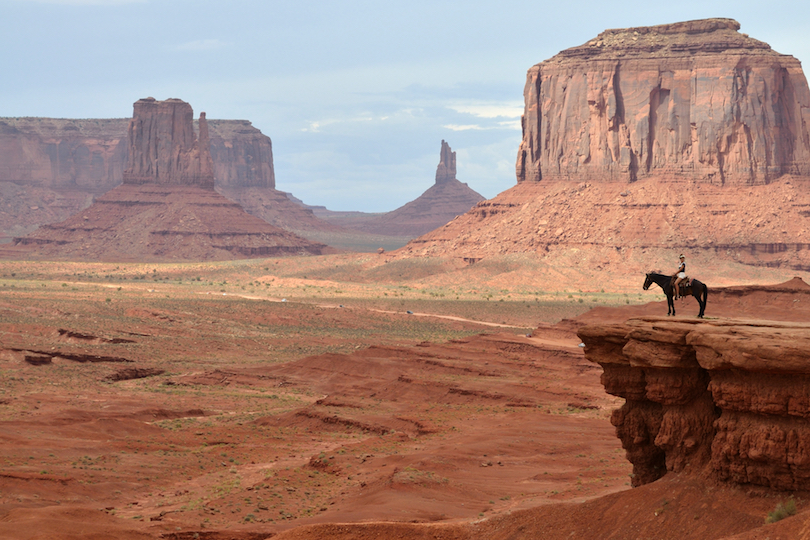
[[643, 272, 708, 318]]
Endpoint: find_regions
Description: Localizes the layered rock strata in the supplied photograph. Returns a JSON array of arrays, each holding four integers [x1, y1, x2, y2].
[[123, 98, 214, 188], [516, 18, 810, 185], [0, 118, 127, 193], [7, 98, 332, 261], [579, 316, 810, 490], [10, 184, 331, 261], [0, 117, 275, 191]]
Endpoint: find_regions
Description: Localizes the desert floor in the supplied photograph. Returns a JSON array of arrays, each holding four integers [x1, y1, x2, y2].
[[0, 254, 807, 539]]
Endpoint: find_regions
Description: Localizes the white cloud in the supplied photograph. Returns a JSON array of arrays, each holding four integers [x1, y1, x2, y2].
[[448, 102, 524, 119], [444, 124, 486, 131], [176, 39, 227, 51]]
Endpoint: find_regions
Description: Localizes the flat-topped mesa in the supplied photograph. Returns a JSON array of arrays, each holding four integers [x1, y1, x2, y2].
[[123, 98, 215, 189], [516, 18, 810, 185], [435, 140, 457, 184]]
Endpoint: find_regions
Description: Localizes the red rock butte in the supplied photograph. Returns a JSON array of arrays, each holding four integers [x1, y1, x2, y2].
[[331, 140, 485, 237], [5, 98, 332, 261], [516, 18, 810, 185], [123, 97, 215, 188]]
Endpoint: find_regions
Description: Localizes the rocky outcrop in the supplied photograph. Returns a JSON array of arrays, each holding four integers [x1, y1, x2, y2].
[[435, 139, 456, 184], [326, 141, 485, 237], [516, 18, 810, 185], [579, 315, 810, 490], [123, 98, 214, 188]]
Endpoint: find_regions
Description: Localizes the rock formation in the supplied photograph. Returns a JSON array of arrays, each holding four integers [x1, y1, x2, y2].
[[516, 18, 810, 185], [320, 140, 485, 237], [205, 119, 275, 189], [0, 116, 276, 192], [5, 98, 332, 261], [578, 282, 810, 490], [435, 139, 456, 183], [0, 117, 127, 193], [397, 20, 810, 279], [123, 98, 214, 188]]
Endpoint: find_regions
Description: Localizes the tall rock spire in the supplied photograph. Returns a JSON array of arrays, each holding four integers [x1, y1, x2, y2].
[[435, 140, 456, 184], [123, 97, 215, 188]]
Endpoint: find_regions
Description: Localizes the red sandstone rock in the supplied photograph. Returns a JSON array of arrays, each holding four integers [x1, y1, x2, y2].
[[0, 117, 127, 192], [123, 98, 214, 188], [6, 97, 333, 261], [516, 18, 810, 185], [9, 184, 333, 261], [435, 139, 456, 184], [579, 312, 810, 490]]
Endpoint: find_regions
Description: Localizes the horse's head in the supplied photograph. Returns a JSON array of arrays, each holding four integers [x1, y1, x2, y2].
[[643, 272, 653, 290]]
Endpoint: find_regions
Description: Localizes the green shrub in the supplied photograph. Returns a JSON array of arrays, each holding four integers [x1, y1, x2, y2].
[[766, 498, 797, 523]]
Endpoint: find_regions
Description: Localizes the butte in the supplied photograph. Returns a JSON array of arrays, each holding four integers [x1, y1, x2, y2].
[[397, 18, 810, 285], [6, 98, 331, 261], [313, 140, 485, 237]]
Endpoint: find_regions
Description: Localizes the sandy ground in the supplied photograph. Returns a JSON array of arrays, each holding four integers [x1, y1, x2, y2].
[[0, 258, 808, 539]]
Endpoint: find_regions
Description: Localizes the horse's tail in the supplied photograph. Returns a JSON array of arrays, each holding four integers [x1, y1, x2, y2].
[[702, 282, 708, 305]]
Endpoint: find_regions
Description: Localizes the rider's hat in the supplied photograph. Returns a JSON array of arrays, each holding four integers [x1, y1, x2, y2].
[[679, 254, 685, 258]]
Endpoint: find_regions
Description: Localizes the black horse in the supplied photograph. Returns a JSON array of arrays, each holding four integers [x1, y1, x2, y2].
[[643, 272, 708, 318]]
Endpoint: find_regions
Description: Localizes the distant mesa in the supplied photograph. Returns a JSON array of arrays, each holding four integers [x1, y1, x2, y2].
[[4, 98, 332, 261], [399, 19, 810, 275], [516, 18, 810, 185], [317, 140, 485, 237]]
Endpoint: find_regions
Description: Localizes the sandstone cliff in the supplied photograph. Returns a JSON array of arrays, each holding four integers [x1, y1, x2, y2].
[[123, 98, 214, 188], [579, 304, 810, 490], [516, 18, 810, 185], [0, 116, 275, 192], [0, 117, 127, 193]]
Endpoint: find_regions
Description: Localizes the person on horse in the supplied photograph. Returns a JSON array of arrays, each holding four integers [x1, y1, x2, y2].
[[673, 254, 687, 299]]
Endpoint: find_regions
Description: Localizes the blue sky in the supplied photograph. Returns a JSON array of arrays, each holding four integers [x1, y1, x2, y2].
[[2, 0, 809, 211]]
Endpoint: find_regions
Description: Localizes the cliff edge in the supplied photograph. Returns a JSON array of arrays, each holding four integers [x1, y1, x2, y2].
[[579, 313, 810, 490]]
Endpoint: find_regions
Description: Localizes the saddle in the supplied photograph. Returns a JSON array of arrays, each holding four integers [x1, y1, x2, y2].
[[671, 276, 692, 297]]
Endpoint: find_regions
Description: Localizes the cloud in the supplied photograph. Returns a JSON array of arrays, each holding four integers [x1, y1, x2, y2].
[[448, 102, 524, 119], [443, 124, 486, 131], [176, 39, 228, 52]]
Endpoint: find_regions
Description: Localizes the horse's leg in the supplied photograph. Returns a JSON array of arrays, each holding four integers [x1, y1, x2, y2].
[[668, 294, 674, 316], [698, 285, 707, 318]]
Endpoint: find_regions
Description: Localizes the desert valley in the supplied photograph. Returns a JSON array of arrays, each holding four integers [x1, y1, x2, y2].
[[3, 17, 810, 540]]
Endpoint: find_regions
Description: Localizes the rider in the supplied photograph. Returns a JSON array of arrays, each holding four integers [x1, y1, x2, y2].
[[673, 254, 686, 299]]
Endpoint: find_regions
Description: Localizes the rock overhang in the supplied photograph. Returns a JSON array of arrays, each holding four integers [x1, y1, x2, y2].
[[579, 316, 810, 489]]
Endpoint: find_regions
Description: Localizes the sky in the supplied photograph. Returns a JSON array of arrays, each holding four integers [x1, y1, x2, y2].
[[2, 0, 809, 212]]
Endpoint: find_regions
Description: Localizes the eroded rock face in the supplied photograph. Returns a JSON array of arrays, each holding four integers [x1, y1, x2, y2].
[[517, 18, 810, 185], [0, 118, 128, 193], [435, 139, 457, 184], [580, 317, 810, 489], [123, 98, 214, 188]]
